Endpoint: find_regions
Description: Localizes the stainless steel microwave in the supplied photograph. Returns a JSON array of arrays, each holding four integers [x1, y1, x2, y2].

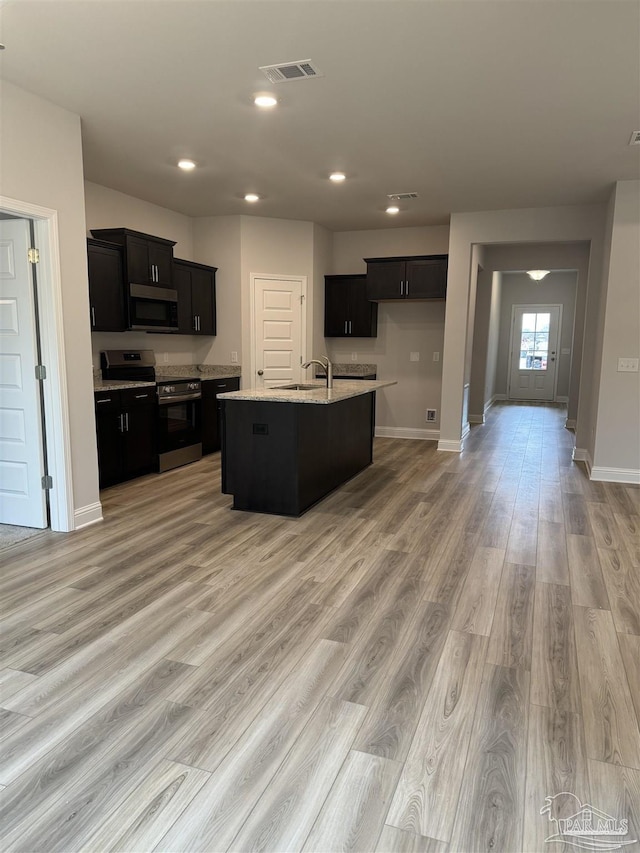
[[128, 282, 178, 332]]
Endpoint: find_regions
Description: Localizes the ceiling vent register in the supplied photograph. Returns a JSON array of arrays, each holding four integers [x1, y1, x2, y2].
[[259, 60, 323, 83], [387, 192, 419, 200]]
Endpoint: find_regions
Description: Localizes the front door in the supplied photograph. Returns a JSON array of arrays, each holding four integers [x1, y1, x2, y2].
[[508, 304, 561, 401], [0, 218, 48, 527], [253, 276, 304, 388]]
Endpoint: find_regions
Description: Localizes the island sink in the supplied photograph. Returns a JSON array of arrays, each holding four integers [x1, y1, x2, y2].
[[274, 383, 321, 391]]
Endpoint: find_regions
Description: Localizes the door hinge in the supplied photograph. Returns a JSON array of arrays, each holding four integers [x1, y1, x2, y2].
[[35, 365, 47, 380], [28, 248, 40, 264], [41, 475, 53, 490]]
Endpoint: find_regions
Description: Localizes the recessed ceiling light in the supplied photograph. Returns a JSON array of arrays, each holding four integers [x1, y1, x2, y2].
[[329, 172, 346, 183], [386, 205, 400, 215], [254, 94, 278, 108], [177, 159, 196, 171], [244, 193, 260, 203], [527, 269, 550, 281]]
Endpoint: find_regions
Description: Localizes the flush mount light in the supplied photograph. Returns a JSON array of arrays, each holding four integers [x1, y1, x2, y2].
[[244, 193, 260, 203], [527, 270, 550, 281], [177, 159, 196, 171], [386, 205, 400, 215], [254, 93, 278, 108], [329, 172, 346, 183]]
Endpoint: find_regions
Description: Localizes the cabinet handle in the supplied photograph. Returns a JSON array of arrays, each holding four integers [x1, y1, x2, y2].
[[91, 306, 96, 327], [134, 394, 148, 399], [400, 281, 404, 296], [125, 412, 129, 431], [193, 315, 197, 331], [118, 413, 124, 432], [197, 315, 201, 332], [96, 397, 112, 403], [344, 320, 348, 334], [349, 320, 352, 334], [406, 280, 409, 296]]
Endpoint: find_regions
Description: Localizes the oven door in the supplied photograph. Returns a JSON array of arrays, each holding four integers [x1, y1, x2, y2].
[[157, 394, 202, 455], [128, 283, 179, 331]]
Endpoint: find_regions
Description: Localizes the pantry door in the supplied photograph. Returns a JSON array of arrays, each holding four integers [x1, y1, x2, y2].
[[508, 304, 561, 401], [0, 217, 48, 527], [252, 275, 306, 389]]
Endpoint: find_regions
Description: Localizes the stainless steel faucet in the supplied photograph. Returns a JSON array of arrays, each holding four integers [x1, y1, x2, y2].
[[302, 356, 333, 389]]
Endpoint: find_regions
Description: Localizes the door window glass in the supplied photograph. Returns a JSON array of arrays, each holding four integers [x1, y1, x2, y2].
[[518, 312, 550, 370]]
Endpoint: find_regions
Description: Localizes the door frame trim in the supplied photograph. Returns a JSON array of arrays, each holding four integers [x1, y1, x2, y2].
[[249, 273, 307, 387], [507, 302, 563, 402], [1, 195, 74, 532]]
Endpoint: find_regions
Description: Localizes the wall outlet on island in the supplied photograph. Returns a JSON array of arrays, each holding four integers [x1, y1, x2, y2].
[[351, 352, 358, 361], [162, 352, 168, 363], [231, 351, 238, 363]]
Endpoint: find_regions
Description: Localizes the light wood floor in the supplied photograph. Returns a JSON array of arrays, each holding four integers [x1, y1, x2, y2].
[[1, 403, 639, 853]]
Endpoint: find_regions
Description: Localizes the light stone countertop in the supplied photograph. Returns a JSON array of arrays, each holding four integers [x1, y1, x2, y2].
[[94, 379, 156, 392], [217, 378, 396, 405]]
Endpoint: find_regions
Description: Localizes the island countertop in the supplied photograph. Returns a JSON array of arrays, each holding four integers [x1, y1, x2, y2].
[[217, 378, 396, 404]]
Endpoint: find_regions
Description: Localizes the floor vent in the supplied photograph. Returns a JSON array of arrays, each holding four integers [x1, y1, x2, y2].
[[387, 192, 419, 200], [259, 60, 323, 83]]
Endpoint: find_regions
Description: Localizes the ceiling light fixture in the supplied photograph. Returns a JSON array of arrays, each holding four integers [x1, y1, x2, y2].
[[386, 205, 400, 215], [254, 94, 278, 108], [329, 172, 346, 183], [527, 270, 550, 281], [177, 159, 196, 171], [244, 193, 260, 203]]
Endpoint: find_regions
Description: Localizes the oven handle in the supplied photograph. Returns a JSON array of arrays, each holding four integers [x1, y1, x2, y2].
[[158, 392, 202, 405]]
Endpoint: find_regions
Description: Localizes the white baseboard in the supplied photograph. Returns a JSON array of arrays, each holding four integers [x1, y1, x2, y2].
[[375, 426, 439, 441], [74, 501, 103, 530], [461, 422, 470, 440], [438, 438, 463, 453], [556, 395, 569, 403], [590, 466, 640, 485], [468, 414, 485, 424], [493, 393, 507, 401]]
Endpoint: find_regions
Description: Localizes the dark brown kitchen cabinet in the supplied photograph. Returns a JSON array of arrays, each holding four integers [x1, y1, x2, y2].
[[324, 274, 378, 337], [87, 238, 126, 332], [90, 228, 176, 288], [201, 376, 240, 453], [365, 255, 448, 301], [174, 258, 217, 336], [94, 387, 157, 488]]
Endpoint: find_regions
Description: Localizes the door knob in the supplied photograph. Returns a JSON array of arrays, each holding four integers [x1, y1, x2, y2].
[[257, 370, 264, 375]]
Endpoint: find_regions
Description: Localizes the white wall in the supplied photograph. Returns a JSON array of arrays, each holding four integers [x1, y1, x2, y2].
[[494, 271, 578, 399], [329, 225, 450, 433], [312, 223, 332, 356], [592, 180, 640, 478], [0, 81, 99, 518], [442, 205, 606, 454]]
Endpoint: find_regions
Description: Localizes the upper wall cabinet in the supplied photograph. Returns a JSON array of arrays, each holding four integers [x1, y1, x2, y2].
[[325, 274, 378, 337], [87, 238, 127, 332], [91, 228, 176, 288], [365, 254, 448, 301], [174, 258, 217, 336]]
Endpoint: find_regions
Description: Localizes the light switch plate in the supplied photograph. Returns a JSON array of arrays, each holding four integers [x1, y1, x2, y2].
[[410, 352, 420, 362], [618, 357, 639, 372], [231, 351, 238, 363], [351, 352, 358, 361], [433, 351, 440, 362]]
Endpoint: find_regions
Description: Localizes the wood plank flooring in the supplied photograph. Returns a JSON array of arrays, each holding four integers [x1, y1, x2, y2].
[[1, 402, 639, 852]]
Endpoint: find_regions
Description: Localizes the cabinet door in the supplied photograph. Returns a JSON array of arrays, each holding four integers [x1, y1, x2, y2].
[[365, 260, 405, 300], [348, 277, 378, 337], [149, 242, 174, 287], [95, 393, 123, 488], [202, 378, 239, 454], [191, 268, 216, 335], [87, 241, 126, 331], [174, 263, 195, 334], [324, 277, 349, 336], [126, 236, 150, 284], [121, 389, 157, 478], [405, 257, 448, 299]]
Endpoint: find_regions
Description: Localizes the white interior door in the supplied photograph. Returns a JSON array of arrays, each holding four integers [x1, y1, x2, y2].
[[253, 276, 304, 388], [0, 218, 48, 528], [508, 304, 561, 401]]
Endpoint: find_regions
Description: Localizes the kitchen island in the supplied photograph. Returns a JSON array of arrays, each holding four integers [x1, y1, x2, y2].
[[218, 379, 396, 516]]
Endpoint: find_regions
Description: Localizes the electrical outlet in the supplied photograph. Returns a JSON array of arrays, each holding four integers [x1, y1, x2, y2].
[[231, 351, 238, 363], [163, 352, 169, 363], [433, 351, 440, 362], [351, 352, 358, 361], [618, 357, 639, 372], [426, 408, 437, 422], [410, 352, 420, 362]]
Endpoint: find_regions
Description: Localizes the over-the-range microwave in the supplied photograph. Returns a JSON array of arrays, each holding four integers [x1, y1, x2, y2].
[[128, 282, 178, 332]]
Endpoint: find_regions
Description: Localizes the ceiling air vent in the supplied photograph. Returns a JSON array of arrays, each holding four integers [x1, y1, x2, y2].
[[387, 192, 419, 201], [629, 131, 640, 145], [259, 60, 323, 84]]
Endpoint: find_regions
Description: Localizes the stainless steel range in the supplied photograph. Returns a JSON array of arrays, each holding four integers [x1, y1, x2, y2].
[[101, 350, 202, 473]]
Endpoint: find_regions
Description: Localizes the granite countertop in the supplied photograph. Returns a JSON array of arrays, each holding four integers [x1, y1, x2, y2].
[[217, 378, 396, 405], [315, 362, 377, 377], [94, 379, 156, 392]]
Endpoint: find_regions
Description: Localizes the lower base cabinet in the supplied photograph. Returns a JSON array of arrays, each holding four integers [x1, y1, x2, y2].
[[201, 377, 240, 454], [95, 388, 157, 488]]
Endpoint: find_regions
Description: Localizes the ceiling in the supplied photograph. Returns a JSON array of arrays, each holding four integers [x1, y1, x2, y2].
[[1, 0, 639, 231]]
